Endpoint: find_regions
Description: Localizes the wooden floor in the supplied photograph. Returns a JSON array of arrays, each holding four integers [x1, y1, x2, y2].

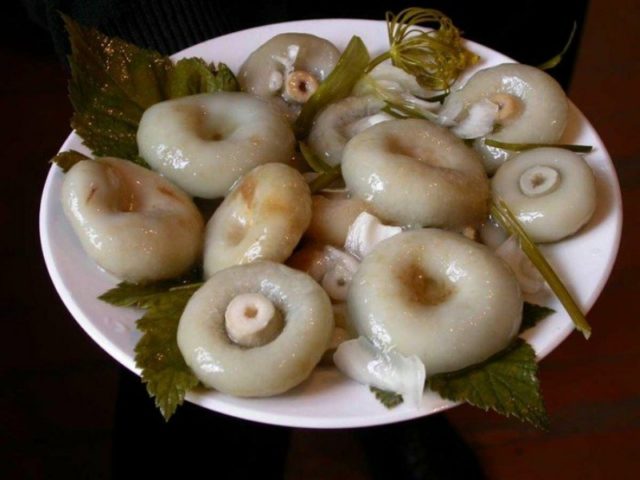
[[2, 0, 638, 478]]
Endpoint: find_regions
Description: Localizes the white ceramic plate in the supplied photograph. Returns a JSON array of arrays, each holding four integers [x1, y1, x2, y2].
[[40, 19, 622, 428]]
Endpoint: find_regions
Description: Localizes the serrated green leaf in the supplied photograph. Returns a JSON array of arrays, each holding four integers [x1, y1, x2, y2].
[[166, 58, 239, 98], [370, 386, 404, 409], [62, 15, 239, 163], [427, 339, 549, 429], [295, 36, 370, 138], [100, 279, 202, 420], [520, 302, 555, 333], [50, 150, 90, 172], [99, 271, 203, 309]]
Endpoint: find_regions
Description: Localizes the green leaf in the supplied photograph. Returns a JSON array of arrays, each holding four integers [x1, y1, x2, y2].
[[167, 58, 239, 98], [63, 15, 239, 162], [520, 302, 555, 333], [100, 279, 202, 420], [370, 386, 404, 409], [428, 339, 549, 429], [295, 36, 370, 138], [50, 150, 90, 172]]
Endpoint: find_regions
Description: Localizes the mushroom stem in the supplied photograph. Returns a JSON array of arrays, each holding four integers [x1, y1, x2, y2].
[[284, 70, 319, 103], [490, 93, 523, 123], [224, 293, 284, 347], [321, 247, 360, 301], [519, 165, 560, 197]]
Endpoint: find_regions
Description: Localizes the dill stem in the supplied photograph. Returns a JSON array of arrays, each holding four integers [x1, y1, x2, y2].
[[366, 51, 392, 73]]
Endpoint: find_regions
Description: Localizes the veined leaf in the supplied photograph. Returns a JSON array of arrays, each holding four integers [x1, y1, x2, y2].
[[63, 15, 239, 163], [50, 150, 90, 172], [100, 279, 202, 420], [428, 339, 549, 429], [520, 302, 555, 333], [370, 386, 404, 409]]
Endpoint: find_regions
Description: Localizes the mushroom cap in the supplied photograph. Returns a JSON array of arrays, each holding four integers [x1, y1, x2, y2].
[[137, 92, 295, 198], [348, 229, 522, 374], [61, 157, 203, 283], [342, 118, 490, 228], [443, 63, 568, 173], [492, 147, 597, 243], [204, 163, 312, 277], [178, 261, 334, 397]]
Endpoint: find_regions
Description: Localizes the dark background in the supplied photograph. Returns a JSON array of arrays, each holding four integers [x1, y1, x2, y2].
[[2, 0, 639, 478]]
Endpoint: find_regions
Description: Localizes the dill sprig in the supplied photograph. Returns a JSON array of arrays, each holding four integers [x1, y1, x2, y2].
[[367, 7, 479, 91]]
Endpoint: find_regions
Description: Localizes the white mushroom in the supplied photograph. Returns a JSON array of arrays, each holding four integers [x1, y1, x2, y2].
[[238, 33, 341, 118], [341, 118, 490, 229], [204, 163, 312, 277], [306, 193, 369, 247], [344, 211, 403, 260], [348, 229, 522, 374], [136, 92, 295, 199], [286, 244, 359, 303], [61, 157, 203, 283], [307, 95, 391, 166], [321, 250, 359, 302], [441, 63, 568, 173], [177, 262, 333, 397], [491, 147, 597, 243]]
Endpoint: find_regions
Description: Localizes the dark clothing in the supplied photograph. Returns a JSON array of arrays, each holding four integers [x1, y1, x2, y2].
[[24, 0, 588, 88]]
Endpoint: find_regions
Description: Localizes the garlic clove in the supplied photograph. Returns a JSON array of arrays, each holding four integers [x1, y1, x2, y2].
[[333, 336, 426, 409], [451, 98, 499, 139], [344, 211, 402, 260]]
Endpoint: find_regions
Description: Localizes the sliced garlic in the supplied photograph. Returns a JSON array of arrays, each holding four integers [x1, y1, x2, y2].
[[333, 336, 426, 409], [451, 98, 499, 139], [268, 70, 284, 93], [344, 212, 403, 260], [224, 293, 284, 348], [272, 44, 299, 77], [519, 165, 560, 197]]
